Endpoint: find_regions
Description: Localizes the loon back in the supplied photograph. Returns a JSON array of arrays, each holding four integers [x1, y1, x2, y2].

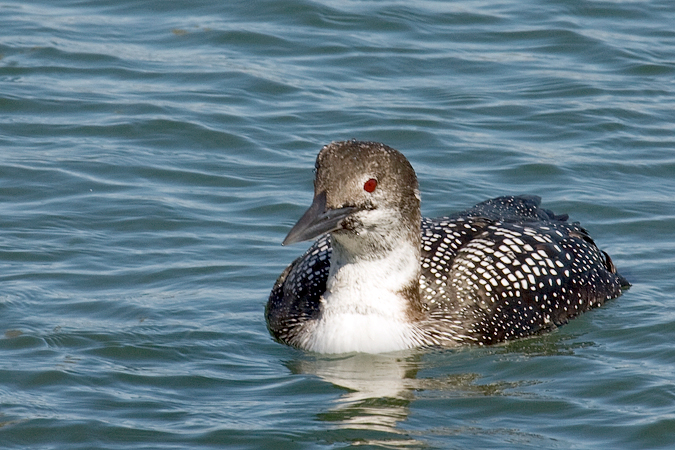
[[267, 195, 628, 349]]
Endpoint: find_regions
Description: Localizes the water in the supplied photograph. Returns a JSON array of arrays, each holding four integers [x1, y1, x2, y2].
[[1, 0, 674, 448]]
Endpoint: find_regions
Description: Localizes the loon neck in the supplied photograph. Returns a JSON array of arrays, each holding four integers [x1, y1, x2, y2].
[[328, 233, 422, 298], [303, 233, 424, 353]]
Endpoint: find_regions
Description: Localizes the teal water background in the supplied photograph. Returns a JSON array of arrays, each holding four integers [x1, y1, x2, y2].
[[1, 0, 674, 448]]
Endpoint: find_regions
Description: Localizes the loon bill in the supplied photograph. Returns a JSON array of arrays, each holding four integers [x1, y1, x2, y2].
[[266, 140, 629, 354]]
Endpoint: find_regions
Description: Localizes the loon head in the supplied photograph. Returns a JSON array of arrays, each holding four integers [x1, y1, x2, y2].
[[283, 140, 422, 259]]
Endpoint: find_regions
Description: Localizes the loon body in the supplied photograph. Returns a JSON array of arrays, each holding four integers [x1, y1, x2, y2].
[[267, 141, 629, 354]]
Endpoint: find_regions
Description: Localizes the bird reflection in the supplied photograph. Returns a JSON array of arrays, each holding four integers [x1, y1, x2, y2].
[[281, 334, 582, 447], [286, 351, 421, 445]]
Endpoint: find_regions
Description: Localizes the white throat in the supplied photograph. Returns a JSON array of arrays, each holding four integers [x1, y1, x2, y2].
[[300, 234, 423, 354]]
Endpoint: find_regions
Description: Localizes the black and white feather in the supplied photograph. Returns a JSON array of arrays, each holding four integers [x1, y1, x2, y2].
[[267, 142, 629, 353]]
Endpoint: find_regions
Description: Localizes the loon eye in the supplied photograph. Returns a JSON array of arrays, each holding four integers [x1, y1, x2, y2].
[[363, 178, 378, 193]]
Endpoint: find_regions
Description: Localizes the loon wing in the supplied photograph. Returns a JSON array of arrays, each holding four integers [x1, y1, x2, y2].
[[266, 234, 331, 344], [420, 196, 627, 345]]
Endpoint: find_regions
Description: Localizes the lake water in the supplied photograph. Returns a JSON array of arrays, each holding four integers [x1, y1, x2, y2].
[[1, 0, 674, 448]]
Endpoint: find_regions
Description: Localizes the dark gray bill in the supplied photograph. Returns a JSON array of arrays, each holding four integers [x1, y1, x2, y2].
[[282, 191, 357, 245]]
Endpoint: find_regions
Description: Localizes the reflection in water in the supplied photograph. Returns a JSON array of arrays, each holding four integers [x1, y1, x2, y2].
[[293, 353, 417, 429], [286, 351, 508, 447], [284, 340, 574, 447], [287, 352, 422, 446]]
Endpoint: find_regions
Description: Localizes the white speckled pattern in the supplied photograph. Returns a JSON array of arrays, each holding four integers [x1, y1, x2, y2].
[[266, 142, 629, 353]]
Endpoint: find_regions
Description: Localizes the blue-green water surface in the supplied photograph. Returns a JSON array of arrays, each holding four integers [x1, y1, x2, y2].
[[1, 0, 674, 448]]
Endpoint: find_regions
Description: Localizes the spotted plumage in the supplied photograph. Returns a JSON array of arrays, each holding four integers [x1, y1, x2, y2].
[[266, 141, 629, 353]]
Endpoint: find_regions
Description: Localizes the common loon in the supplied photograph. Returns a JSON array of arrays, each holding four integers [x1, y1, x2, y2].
[[267, 141, 629, 354]]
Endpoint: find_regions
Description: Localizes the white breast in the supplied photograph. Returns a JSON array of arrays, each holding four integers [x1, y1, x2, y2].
[[295, 239, 424, 354], [304, 308, 421, 354]]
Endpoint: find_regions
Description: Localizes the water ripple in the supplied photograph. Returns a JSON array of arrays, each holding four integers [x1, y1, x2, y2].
[[1, 0, 674, 448]]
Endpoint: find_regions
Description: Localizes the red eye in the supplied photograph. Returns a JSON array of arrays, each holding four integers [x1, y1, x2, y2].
[[363, 178, 377, 193]]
